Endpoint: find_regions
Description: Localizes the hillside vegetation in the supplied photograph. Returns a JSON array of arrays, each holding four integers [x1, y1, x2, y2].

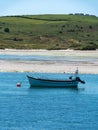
[[0, 14, 98, 50]]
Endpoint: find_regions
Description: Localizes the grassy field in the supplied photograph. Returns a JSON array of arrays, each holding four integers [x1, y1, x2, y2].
[[0, 14, 98, 50]]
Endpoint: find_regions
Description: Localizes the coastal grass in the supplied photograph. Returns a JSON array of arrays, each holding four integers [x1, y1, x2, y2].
[[0, 14, 98, 50]]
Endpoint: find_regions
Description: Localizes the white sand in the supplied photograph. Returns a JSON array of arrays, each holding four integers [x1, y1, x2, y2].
[[0, 49, 98, 74]]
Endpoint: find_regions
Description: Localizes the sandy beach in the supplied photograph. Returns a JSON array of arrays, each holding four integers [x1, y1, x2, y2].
[[0, 49, 98, 74]]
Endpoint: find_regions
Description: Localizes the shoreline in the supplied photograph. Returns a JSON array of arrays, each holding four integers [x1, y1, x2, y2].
[[0, 49, 98, 74], [0, 49, 98, 57]]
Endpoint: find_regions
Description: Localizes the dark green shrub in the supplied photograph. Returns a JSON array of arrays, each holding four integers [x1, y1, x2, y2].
[[81, 44, 96, 50], [4, 28, 10, 33]]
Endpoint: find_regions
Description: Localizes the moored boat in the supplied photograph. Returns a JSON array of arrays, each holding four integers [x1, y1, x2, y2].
[[27, 68, 85, 88]]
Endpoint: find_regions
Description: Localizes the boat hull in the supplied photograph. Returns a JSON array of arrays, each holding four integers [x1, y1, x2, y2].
[[27, 75, 79, 88]]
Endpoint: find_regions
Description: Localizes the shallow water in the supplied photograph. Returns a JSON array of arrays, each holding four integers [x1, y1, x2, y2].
[[0, 72, 98, 130], [0, 54, 97, 64]]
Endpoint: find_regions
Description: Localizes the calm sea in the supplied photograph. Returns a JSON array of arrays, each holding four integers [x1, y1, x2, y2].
[[0, 72, 98, 130], [0, 54, 98, 130]]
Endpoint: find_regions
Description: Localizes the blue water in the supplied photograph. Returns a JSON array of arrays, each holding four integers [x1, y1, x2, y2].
[[0, 72, 98, 130]]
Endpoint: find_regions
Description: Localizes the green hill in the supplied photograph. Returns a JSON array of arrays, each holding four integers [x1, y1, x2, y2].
[[0, 14, 98, 50]]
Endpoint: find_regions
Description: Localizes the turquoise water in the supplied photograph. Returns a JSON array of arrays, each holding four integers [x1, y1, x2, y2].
[[0, 72, 98, 130]]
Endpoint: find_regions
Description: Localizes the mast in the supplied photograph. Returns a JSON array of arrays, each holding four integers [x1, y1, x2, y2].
[[75, 67, 79, 77]]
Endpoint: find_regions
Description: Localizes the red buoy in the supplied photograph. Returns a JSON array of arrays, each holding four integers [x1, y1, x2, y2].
[[17, 82, 21, 87]]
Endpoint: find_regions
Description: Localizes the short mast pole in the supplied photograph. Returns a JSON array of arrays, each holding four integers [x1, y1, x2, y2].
[[75, 67, 79, 78]]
